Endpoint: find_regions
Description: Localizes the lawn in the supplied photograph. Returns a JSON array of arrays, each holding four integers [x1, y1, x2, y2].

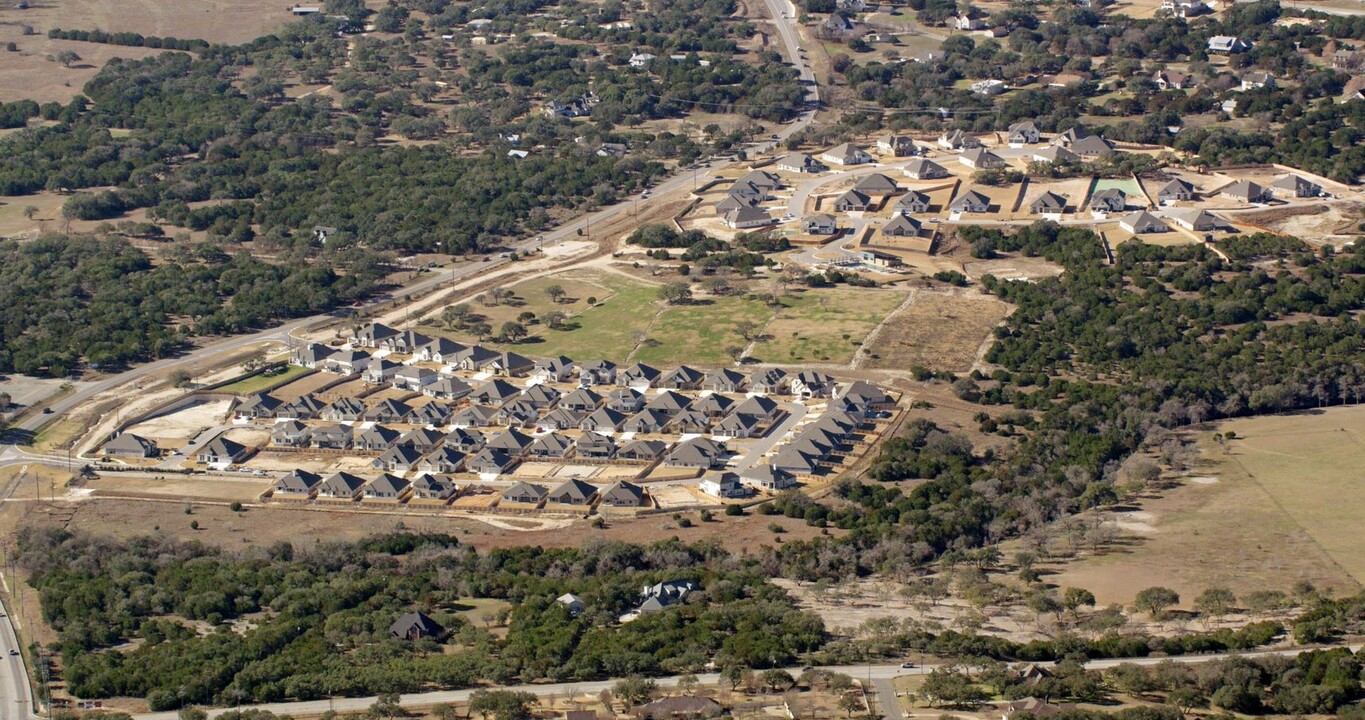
[[217, 365, 312, 395], [759, 286, 907, 365], [633, 295, 775, 366]]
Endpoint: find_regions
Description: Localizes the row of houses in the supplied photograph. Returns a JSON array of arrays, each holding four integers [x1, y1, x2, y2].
[[271, 469, 649, 508]]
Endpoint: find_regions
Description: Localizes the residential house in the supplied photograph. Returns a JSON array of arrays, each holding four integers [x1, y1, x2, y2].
[[197, 437, 248, 465], [324, 349, 370, 375], [618, 439, 669, 461], [102, 432, 159, 458], [351, 322, 400, 348], [792, 370, 837, 398], [608, 387, 646, 412], [290, 343, 335, 369], [937, 129, 981, 150], [776, 153, 825, 173], [1153, 69, 1194, 90], [390, 612, 445, 641], [1007, 121, 1041, 145], [276, 395, 323, 421], [904, 158, 950, 180], [714, 412, 761, 438], [1052, 126, 1093, 147], [272, 468, 322, 498], [393, 366, 436, 391], [364, 473, 412, 501], [893, 191, 931, 215], [748, 367, 790, 395], [557, 594, 586, 617], [645, 390, 694, 415], [384, 329, 431, 354], [364, 398, 411, 424], [1157, 178, 1196, 203], [1120, 211, 1169, 234], [1161, 0, 1208, 16], [576, 431, 617, 459], [741, 464, 798, 491], [665, 437, 725, 469], [840, 381, 894, 414], [1163, 209, 1231, 232], [1208, 35, 1251, 54], [449, 344, 500, 371], [560, 387, 603, 413], [1031, 146, 1080, 165], [1241, 71, 1275, 90], [577, 359, 617, 386], [354, 425, 400, 452], [628, 52, 656, 68], [823, 13, 857, 36], [723, 206, 773, 229], [882, 214, 922, 237], [467, 447, 516, 474], [471, 379, 522, 406], [739, 170, 784, 192], [954, 13, 987, 30], [833, 189, 874, 212], [232, 393, 280, 421], [624, 409, 672, 434], [533, 356, 577, 383], [363, 359, 401, 384], [410, 474, 458, 501], [727, 180, 770, 203], [492, 351, 536, 378], [318, 471, 367, 500], [700, 473, 747, 498], [704, 368, 746, 393], [398, 427, 445, 453], [1070, 134, 1115, 158], [547, 478, 598, 505], [1029, 191, 1067, 214], [820, 143, 873, 166], [876, 134, 919, 157], [271, 421, 311, 448], [949, 190, 991, 214], [444, 427, 486, 454], [1271, 174, 1321, 198], [1002, 698, 1075, 719], [854, 173, 900, 196], [970, 79, 1007, 96], [308, 424, 352, 449], [527, 432, 574, 459], [861, 250, 903, 268], [423, 376, 472, 402], [520, 384, 562, 409], [1089, 188, 1127, 213], [501, 481, 547, 504], [450, 404, 498, 428], [417, 447, 464, 474], [597, 142, 628, 158], [486, 428, 534, 456], [1221, 180, 1270, 203], [959, 147, 1005, 169], [715, 194, 757, 214], [582, 407, 628, 432], [803, 213, 838, 235], [599, 480, 645, 507], [321, 397, 366, 422], [668, 410, 712, 434], [733, 394, 780, 423], [413, 337, 465, 364], [660, 366, 705, 390]]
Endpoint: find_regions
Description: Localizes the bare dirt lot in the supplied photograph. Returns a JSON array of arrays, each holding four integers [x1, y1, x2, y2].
[[864, 287, 1010, 373]]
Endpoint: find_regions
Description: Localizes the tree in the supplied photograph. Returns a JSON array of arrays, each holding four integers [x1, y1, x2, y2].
[[1062, 587, 1097, 616], [22, 206, 37, 221], [735, 320, 759, 342], [678, 674, 700, 695], [1193, 587, 1236, 621], [369, 693, 408, 720], [917, 667, 988, 708], [837, 694, 864, 718], [1167, 687, 1206, 715], [169, 370, 192, 389], [432, 704, 460, 720], [178, 708, 208, 720], [469, 690, 538, 720], [472, 323, 493, 341], [545, 284, 566, 303], [55, 50, 81, 67], [725, 346, 745, 363], [0, 392, 10, 410], [242, 350, 267, 373], [544, 310, 567, 330], [500, 321, 527, 343], [1132, 586, 1181, 619], [762, 669, 795, 693], [658, 281, 692, 305], [613, 676, 658, 707], [721, 663, 745, 691]]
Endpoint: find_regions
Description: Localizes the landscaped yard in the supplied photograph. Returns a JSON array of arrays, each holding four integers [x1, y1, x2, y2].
[[216, 365, 312, 395]]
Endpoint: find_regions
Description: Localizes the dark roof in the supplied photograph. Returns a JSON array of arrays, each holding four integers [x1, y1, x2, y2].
[[389, 611, 444, 639]]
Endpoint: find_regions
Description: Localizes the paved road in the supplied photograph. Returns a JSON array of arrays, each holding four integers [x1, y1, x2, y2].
[[873, 677, 904, 720], [0, 593, 34, 720], [730, 403, 808, 472]]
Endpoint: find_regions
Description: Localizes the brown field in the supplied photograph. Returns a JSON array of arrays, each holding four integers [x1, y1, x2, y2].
[[863, 287, 1010, 373], [1044, 406, 1365, 608]]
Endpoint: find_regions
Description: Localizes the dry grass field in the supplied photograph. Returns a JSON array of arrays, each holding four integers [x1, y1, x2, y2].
[[1044, 406, 1365, 607], [864, 287, 1009, 373]]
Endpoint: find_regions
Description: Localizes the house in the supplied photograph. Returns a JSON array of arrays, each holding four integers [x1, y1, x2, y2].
[[492, 351, 536, 378], [628, 52, 656, 68], [398, 427, 445, 453], [486, 428, 534, 455], [272, 469, 322, 498], [700, 473, 747, 498], [384, 329, 431, 354], [748, 367, 790, 395], [321, 397, 366, 422], [450, 404, 498, 428], [1070, 134, 1115, 158], [959, 147, 1005, 169], [444, 427, 487, 454], [723, 207, 773, 230], [471, 379, 522, 406], [390, 612, 445, 641], [102, 433, 159, 458], [578, 359, 617, 386], [533, 356, 577, 383], [1007, 121, 1041, 145], [1029, 191, 1067, 215], [1031, 146, 1080, 165], [1120, 211, 1169, 234], [318, 471, 367, 500], [904, 158, 950, 181], [893, 191, 931, 215], [547, 478, 598, 505], [1221, 180, 1270, 203], [876, 135, 918, 157], [634, 697, 724, 720], [668, 410, 712, 434], [938, 129, 981, 151], [291, 343, 335, 369], [576, 431, 617, 459], [949, 190, 991, 214], [363, 359, 401, 384], [619, 366, 660, 388], [449, 344, 500, 371], [324, 349, 370, 375], [271, 421, 311, 448], [1163, 209, 1231, 232], [597, 142, 628, 159], [834, 189, 874, 212], [1089, 188, 1127, 213], [618, 439, 669, 461], [232, 393, 280, 421], [861, 249, 903, 268], [501, 481, 547, 504], [561, 387, 603, 413], [776, 153, 825, 174], [792, 370, 837, 398], [645, 390, 693, 416], [414, 337, 465, 364], [820, 143, 873, 166], [665, 437, 725, 469], [1157, 178, 1196, 203], [394, 366, 437, 391], [1052, 126, 1093, 147], [772, 446, 822, 475], [308, 424, 352, 449], [714, 413, 761, 438], [417, 447, 465, 474], [728, 180, 770, 203], [954, 13, 987, 30], [733, 394, 780, 423], [1153, 69, 1193, 90], [1161, 0, 1207, 16], [351, 322, 400, 348], [659, 366, 705, 391], [882, 215, 922, 237], [197, 437, 248, 465], [840, 380, 894, 413], [739, 170, 784, 192], [582, 407, 629, 432], [365, 473, 412, 501], [276, 395, 324, 420], [741, 464, 797, 491], [354, 425, 400, 452], [527, 432, 574, 459], [599, 480, 645, 507], [624, 409, 672, 434], [410, 474, 458, 501], [1241, 71, 1275, 90], [704, 368, 746, 393], [557, 593, 586, 617], [970, 79, 1007, 96], [608, 387, 646, 412], [1271, 174, 1321, 198], [424, 376, 472, 402], [1208, 35, 1251, 54], [364, 398, 411, 424], [854, 173, 900, 196], [520, 384, 562, 409], [715, 194, 757, 214], [467, 447, 516, 474], [408, 402, 450, 427], [804, 213, 838, 235]]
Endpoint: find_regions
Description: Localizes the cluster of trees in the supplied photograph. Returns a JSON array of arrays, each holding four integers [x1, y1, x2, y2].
[[46, 28, 209, 51]]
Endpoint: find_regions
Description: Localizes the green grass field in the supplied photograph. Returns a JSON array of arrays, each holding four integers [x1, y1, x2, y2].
[[217, 365, 311, 395]]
